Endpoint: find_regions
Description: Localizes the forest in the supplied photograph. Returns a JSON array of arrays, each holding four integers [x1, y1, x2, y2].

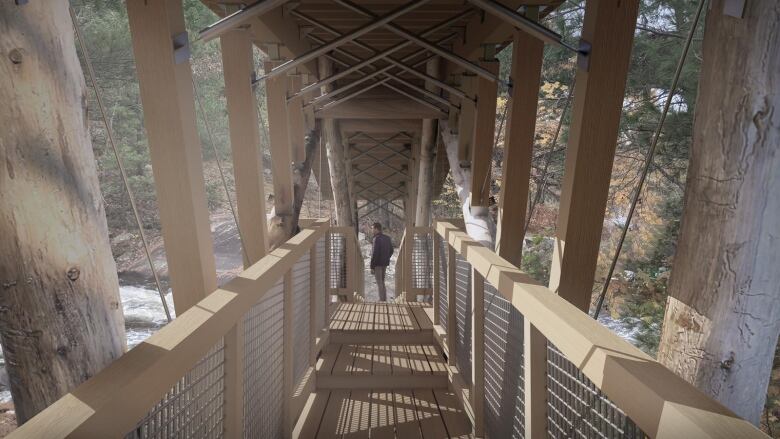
[[0, 0, 775, 436]]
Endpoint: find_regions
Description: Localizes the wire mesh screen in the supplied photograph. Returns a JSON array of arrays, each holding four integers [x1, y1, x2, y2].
[[315, 238, 327, 333], [484, 281, 525, 439], [243, 279, 284, 439], [454, 253, 472, 385], [411, 232, 432, 289], [436, 234, 448, 330], [329, 233, 346, 289], [292, 253, 311, 384], [547, 343, 647, 439], [126, 340, 225, 439]]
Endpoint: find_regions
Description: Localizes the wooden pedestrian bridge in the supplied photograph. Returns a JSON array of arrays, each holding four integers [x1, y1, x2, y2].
[[10, 221, 765, 438], [3, 0, 774, 437]]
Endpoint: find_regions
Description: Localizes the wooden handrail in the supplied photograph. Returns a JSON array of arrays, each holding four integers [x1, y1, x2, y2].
[[433, 220, 767, 439], [10, 221, 330, 438]]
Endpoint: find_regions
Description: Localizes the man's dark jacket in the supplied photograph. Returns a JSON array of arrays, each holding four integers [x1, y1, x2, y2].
[[370, 233, 393, 269]]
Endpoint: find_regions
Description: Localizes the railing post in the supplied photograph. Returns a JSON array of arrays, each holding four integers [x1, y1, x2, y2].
[[447, 244, 457, 365], [283, 269, 294, 438], [309, 244, 318, 365], [432, 225, 440, 325], [346, 232, 356, 298], [524, 321, 547, 439], [471, 269, 485, 437]]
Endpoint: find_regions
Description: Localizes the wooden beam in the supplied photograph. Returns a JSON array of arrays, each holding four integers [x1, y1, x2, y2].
[[456, 75, 477, 163], [222, 30, 270, 263], [315, 93, 444, 119], [250, 6, 317, 75], [265, 60, 295, 236], [548, 0, 640, 312], [288, 75, 306, 164], [470, 61, 499, 207], [495, 25, 543, 267], [339, 119, 422, 134], [126, 0, 217, 313], [220, 29, 271, 439]]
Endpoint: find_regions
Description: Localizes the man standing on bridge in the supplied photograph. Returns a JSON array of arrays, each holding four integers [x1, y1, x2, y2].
[[370, 222, 394, 302]]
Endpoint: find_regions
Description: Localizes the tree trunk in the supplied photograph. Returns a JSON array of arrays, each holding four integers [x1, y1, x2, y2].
[[439, 121, 495, 246], [657, 0, 780, 425], [0, 2, 126, 423], [291, 125, 321, 232], [319, 57, 354, 227]]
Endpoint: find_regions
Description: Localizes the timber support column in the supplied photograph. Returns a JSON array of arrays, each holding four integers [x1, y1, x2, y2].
[[496, 18, 544, 267], [0, 1, 125, 422], [548, 0, 640, 311], [265, 59, 296, 247], [221, 29, 270, 438], [470, 60, 499, 210], [126, 0, 217, 312]]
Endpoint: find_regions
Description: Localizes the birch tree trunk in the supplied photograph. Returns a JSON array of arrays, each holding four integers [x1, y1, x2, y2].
[[0, 2, 126, 423], [657, 0, 780, 425], [439, 121, 495, 246], [415, 119, 438, 226]]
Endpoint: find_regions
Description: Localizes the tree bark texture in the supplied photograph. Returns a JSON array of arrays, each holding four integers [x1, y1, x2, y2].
[[439, 121, 495, 247], [657, 0, 780, 425], [291, 125, 321, 230], [415, 119, 438, 227], [0, 2, 126, 423]]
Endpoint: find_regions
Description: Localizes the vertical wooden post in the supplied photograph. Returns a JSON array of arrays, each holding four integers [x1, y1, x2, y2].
[[283, 269, 294, 438], [548, 0, 640, 311], [496, 22, 544, 267], [221, 29, 271, 438], [288, 74, 306, 165], [457, 75, 477, 164], [346, 232, 356, 297], [524, 320, 547, 439], [309, 244, 318, 365], [222, 30, 269, 263], [126, 0, 217, 314], [471, 269, 485, 437], [447, 245, 457, 366], [432, 224, 441, 325], [470, 61, 499, 208], [265, 60, 295, 240]]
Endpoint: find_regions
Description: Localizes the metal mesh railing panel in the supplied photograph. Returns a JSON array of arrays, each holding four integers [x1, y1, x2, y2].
[[484, 281, 525, 439], [243, 279, 284, 439], [293, 253, 311, 384], [315, 238, 327, 332], [546, 343, 647, 439], [454, 253, 472, 385], [436, 234, 448, 330], [411, 232, 432, 289], [329, 233, 346, 289], [126, 340, 225, 439]]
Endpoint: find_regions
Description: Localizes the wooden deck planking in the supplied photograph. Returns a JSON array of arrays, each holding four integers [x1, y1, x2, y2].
[[294, 389, 473, 438], [329, 303, 432, 333]]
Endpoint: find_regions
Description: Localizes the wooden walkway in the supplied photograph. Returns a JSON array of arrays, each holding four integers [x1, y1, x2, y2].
[[329, 302, 435, 344], [296, 302, 473, 438]]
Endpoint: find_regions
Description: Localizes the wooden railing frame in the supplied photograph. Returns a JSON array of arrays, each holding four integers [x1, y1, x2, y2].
[[431, 220, 767, 439], [10, 221, 331, 438]]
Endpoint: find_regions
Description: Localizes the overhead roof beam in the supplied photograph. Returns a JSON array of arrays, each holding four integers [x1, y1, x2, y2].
[[315, 78, 391, 113], [334, 0, 501, 83], [291, 10, 470, 102], [466, 0, 584, 55], [287, 10, 474, 98], [383, 82, 449, 117], [260, 0, 430, 80], [198, 0, 289, 42]]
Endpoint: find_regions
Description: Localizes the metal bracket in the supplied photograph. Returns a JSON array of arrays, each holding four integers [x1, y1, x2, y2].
[[577, 39, 592, 72], [723, 0, 746, 18], [283, 2, 300, 17], [172, 32, 190, 65], [15, 0, 28, 5], [459, 160, 471, 169]]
